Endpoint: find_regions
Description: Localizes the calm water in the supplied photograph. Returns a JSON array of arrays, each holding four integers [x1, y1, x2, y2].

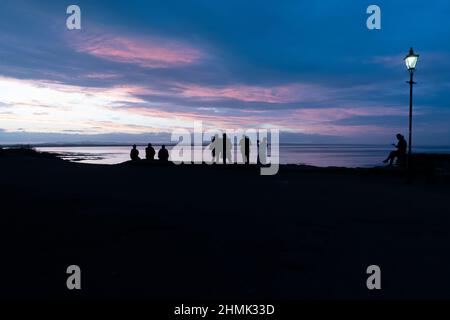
[[36, 144, 450, 168]]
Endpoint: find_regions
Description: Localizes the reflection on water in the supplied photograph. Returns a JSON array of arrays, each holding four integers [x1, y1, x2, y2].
[[37, 145, 450, 168]]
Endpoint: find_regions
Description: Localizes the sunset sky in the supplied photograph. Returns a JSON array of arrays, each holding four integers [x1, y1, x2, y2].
[[1, 0, 450, 144]]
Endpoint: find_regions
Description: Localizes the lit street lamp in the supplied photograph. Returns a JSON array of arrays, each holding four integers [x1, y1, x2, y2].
[[404, 47, 419, 179]]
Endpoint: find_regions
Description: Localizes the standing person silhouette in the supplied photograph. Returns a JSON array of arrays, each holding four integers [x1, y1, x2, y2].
[[210, 135, 216, 159], [225, 135, 232, 163], [158, 145, 170, 162], [239, 136, 251, 164], [259, 137, 267, 165], [130, 144, 140, 161], [209, 134, 223, 163], [145, 143, 156, 160], [383, 134, 407, 166]]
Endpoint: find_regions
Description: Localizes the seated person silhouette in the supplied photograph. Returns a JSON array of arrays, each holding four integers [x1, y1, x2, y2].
[[130, 144, 140, 161], [158, 145, 169, 162], [383, 134, 407, 166], [145, 143, 156, 160]]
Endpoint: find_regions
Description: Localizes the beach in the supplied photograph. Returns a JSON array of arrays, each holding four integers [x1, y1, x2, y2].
[[1, 149, 450, 299]]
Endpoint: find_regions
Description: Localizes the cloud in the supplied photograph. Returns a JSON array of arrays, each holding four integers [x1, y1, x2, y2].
[[173, 83, 330, 103], [366, 54, 404, 68], [83, 73, 121, 79], [124, 103, 407, 137], [0, 72, 414, 139], [291, 106, 408, 122], [0, 76, 169, 134], [72, 33, 203, 68]]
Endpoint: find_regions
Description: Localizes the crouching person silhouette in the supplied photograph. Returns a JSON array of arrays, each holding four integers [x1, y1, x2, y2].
[[383, 134, 407, 166]]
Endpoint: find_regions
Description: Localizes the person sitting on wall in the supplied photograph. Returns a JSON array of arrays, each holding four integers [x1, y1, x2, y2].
[[158, 145, 169, 162], [145, 143, 156, 160], [130, 144, 140, 161], [383, 134, 407, 166]]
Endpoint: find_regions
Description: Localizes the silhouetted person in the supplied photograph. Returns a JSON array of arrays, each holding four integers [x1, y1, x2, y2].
[[145, 143, 156, 160], [239, 136, 251, 164], [130, 144, 140, 161], [257, 140, 260, 164], [209, 134, 222, 163], [210, 135, 216, 159], [225, 135, 232, 163], [259, 137, 267, 165], [383, 134, 407, 166], [158, 145, 169, 162]]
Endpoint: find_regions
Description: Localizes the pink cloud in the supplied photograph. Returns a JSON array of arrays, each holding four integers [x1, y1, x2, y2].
[[175, 83, 328, 103], [0, 74, 405, 137], [74, 33, 203, 68], [122, 105, 402, 137]]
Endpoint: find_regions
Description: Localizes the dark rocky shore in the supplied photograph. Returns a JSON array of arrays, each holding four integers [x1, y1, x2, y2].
[[1, 148, 450, 299]]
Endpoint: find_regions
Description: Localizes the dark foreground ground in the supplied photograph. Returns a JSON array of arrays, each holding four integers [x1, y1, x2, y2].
[[1, 149, 450, 300]]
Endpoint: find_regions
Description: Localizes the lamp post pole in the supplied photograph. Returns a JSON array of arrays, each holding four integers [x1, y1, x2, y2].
[[404, 47, 419, 183], [407, 70, 414, 177]]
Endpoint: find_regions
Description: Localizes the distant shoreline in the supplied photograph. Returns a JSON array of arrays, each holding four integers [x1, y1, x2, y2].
[[2, 142, 450, 148]]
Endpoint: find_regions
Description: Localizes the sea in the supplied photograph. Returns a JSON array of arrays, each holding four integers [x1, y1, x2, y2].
[[35, 144, 450, 168]]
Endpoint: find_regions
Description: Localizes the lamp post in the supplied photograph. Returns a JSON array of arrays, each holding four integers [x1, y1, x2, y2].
[[404, 47, 419, 180]]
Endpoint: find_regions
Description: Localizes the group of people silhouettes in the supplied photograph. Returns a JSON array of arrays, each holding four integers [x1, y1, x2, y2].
[[130, 135, 268, 165], [130, 134, 406, 166], [130, 144, 169, 162], [210, 134, 267, 164]]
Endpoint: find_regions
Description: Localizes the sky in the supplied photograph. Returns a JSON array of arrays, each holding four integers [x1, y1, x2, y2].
[[0, 0, 450, 145]]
